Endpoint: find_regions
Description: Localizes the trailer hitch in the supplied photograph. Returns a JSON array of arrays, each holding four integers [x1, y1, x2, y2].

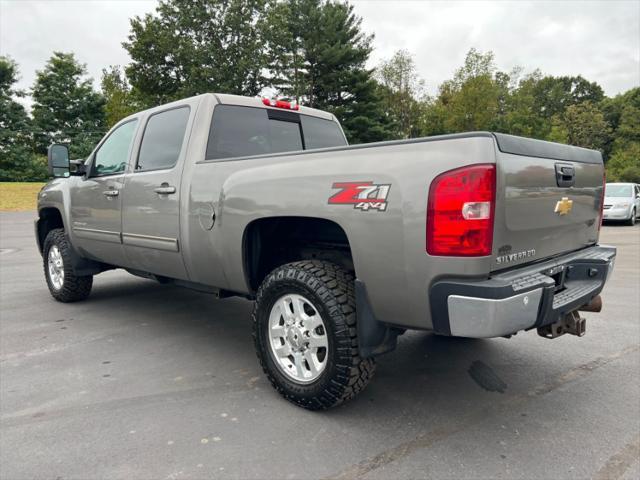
[[538, 310, 586, 339]]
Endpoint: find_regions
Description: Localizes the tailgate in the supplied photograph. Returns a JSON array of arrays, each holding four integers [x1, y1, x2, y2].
[[491, 133, 604, 272]]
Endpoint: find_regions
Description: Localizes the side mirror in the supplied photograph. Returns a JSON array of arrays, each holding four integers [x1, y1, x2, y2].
[[47, 144, 70, 178], [70, 159, 87, 176]]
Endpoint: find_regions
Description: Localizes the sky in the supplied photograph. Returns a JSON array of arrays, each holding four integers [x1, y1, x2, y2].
[[1, 0, 639, 107]]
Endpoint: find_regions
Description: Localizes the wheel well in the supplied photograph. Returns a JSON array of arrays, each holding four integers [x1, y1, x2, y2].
[[243, 217, 354, 292], [37, 208, 64, 253]]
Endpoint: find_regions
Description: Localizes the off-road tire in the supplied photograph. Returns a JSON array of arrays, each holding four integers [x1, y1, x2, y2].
[[252, 260, 376, 410], [43, 228, 93, 302], [626, 208, 636, 226]]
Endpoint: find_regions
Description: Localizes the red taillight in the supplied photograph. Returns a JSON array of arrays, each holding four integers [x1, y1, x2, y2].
[[262, 97, 300, 110], [426, 164, 496, 257], [598, 170, 606, 232]]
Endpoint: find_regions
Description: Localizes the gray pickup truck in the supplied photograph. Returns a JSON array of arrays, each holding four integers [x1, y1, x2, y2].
[[37, 93, 616, 409]]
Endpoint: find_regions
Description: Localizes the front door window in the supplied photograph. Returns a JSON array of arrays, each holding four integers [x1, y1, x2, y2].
[[92, 120, 138, 176]]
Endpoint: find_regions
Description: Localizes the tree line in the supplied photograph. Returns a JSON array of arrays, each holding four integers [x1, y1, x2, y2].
[[1, 0, 638, 182]]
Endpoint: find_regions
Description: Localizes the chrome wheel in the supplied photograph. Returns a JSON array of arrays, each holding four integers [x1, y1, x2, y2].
[[47, 245, 64, 290], [268, 293, 329, 384]]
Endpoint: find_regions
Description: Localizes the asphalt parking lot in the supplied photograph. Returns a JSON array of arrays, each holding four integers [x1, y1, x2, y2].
[[1, 211, 639, 480]]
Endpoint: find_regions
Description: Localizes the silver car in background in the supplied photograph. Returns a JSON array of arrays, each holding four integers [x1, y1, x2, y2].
[[603, 183, 640, 225]]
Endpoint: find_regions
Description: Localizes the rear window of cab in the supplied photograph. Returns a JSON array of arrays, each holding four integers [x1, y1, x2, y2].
[[205, 105, 347, 160]]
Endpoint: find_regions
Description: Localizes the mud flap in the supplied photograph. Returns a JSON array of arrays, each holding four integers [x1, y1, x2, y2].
[[355, 280, 400, 358]]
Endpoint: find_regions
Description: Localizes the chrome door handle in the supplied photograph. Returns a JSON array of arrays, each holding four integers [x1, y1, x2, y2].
[[154, 185, 176, 195], [103, 189, 119, 197]]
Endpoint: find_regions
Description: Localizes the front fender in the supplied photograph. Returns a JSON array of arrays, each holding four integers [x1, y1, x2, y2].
[[37, 179, 72, 227]]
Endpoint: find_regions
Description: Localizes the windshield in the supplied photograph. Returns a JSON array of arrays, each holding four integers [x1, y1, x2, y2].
[[606, 184, 632, 197]]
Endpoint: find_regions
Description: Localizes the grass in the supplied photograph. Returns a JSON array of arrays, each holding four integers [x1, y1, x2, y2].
[[0, 182, 46, 211]]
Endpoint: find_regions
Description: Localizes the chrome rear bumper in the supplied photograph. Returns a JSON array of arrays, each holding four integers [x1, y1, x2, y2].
[[447, 288, 543, 338], [430, 245, 616, 338]]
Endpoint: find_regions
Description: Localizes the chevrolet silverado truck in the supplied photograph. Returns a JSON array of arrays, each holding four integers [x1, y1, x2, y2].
[[36, 93, 616, 409]]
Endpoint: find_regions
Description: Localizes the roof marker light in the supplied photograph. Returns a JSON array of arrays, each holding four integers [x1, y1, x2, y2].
[[262, 98, 300, 110]]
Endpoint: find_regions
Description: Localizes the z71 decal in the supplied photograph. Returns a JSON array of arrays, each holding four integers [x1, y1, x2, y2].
[[328, 182, 391, 212]]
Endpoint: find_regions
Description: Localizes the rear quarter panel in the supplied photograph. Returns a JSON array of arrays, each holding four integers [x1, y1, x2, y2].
[[182, 114, 498, 330]]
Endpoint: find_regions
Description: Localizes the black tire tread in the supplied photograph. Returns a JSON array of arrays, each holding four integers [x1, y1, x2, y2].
[[43, 228, 93, 302], [252, 260, 375, 410]]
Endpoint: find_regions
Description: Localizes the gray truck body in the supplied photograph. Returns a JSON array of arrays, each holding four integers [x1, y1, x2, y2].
[[36, 93, 616, 348]]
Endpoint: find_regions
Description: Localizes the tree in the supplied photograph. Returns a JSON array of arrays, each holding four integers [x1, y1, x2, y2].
[[606, 143, 640, 183], [376, 50, 427, 139], [550, 101, 610, 151], [610, 88, 640, 149], [335, 74, 396, 144], [531, 75, 604, 120], [497, 70, 549, 139], [31, 52, 106, 158], [268, 0, 394, 143], [0, 56, 47, 181], [264, 0, 307, 102], [124, 0, 270, 107], [420, 49, 616, 147], [101, 66, 139, 128], [602, 88, 640, 180], [434, 48, 502, 132]]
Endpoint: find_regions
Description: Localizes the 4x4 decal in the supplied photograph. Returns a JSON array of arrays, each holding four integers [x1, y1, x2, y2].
[[328, 181, 391, 211]]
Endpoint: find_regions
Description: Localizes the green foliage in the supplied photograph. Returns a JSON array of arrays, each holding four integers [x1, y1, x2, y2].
[[1, 154, 48, 182], [530, 74, 604, 120], [0, 56, 48, 181], [101, 66, 140, 128], [497, 71, 548, 139], [267, 0, 394, 143], [31, 52, 106, 158], [606, 143, 640, 183], [607, 88, 640, 149], [2, 2, 639, 183], [417, 48, 627, 162], [375, 50, 427, 139], [264, 0, 309, 101], [124, 0, 270, 107], [426, 49, 503, 133], [602, 88, 640, 182], [552, 102, 611, 151], [334, 74, 396, 144], [0, 55, 22, 94], [444, 74, 500, 131]]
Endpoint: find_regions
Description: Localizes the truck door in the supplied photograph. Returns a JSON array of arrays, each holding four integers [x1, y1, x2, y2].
[[121, 106, 192, 280], [69, 119, 139, 267]]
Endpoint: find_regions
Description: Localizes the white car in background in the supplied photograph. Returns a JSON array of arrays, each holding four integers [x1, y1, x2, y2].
[[603, 183, 640, 225]]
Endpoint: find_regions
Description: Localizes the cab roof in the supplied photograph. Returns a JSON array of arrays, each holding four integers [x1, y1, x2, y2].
[[212, 93, 335, 121], [113, 93, 338, 133]]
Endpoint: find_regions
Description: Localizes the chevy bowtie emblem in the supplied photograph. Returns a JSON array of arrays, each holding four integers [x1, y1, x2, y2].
[[554, 197, 573, 215]]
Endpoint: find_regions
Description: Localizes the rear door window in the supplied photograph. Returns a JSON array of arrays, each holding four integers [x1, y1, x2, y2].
[[136, 107, 190, 171]]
